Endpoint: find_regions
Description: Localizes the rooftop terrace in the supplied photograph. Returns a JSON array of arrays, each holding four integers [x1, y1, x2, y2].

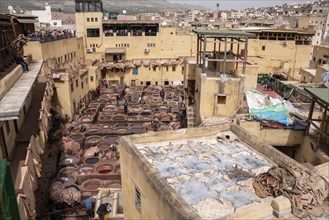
[[135, 130, 273, 219]]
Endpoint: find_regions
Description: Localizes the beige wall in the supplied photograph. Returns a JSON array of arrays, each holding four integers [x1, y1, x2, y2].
[[310, 45, 329, 69], [25, 37, 85, 75], [247, 39, 312, 80], [294, 136, 329, 164], [104, 64, 183, 86], [54, 71, 91, 118], [76, 12, 196, 61], [120, 143, 185, 220], [0, 80, 35, 159], [195, 67, 241, 121], [238, 120, 305, 146]]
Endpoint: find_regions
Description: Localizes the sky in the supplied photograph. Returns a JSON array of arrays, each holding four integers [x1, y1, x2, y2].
[[168, 0, 313, 10]]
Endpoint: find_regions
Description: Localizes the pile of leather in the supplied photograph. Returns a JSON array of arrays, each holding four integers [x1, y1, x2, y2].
[[49, 182, 81, 206], [253, 164, 328, 217], [59, 137, 81, 155]]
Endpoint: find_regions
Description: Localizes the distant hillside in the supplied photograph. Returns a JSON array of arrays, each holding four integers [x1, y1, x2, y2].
[[0, 0, 205, 13]]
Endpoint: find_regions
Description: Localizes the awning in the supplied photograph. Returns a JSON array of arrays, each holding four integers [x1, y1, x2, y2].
[[17, 18, 38, 24], [105, 48, 126, 54]]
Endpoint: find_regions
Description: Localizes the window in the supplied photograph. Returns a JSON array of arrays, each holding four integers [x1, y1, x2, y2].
[[313, 57, 316, 61], [87, 28, 100, 37], [172, 66, 176, 72], [262, 46, 266, 51], [95, 17, 98, 22], [90, 76, 94, 82], [76, 79, 78, 87], [135, 187, 141, 212], [87, 18, 90, 22], [91, 17, 94, 22], [81, 82, 84, 89], [140, 81, 143, 85], [153, 65, 157, 71], [217, 95, 227, 104], [318, 59, 322, 64], [146, 81, 151, 86], [71, 83, 74, 92], [155, 81, 158, 85], [166, 67, 169, 72], [164, 81, 169, 85], [5, 121, 10, 134]]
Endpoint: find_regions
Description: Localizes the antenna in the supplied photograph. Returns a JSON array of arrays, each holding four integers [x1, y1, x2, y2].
[[8, 5, 13, 14], [122, 10, 127, 14]]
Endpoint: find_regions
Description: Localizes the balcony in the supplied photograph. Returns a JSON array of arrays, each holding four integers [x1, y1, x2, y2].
[[28, 31, 76, 43]]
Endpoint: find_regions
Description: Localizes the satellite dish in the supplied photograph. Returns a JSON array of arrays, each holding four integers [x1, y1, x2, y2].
[[8, 5, 13, 10], [122, 10, 127, 14], [12, 10, 17, 14], [20, 10, 24, 14]]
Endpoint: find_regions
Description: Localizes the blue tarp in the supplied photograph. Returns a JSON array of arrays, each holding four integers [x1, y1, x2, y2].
[[251, 103, 289, 126]]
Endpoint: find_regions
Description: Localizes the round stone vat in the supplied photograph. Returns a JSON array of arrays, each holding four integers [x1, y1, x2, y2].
[[131, 123, 143, 128], [85, 135, 102, 148], [77, 165, 94, 175], [140, 111, 152, 116], [85, 108, 98, 114], [81, 179, 102, 192], [98, 115, 112, 123], [112, 115, 125, 121], [126, 116, 137, 121], [115, 123, 129, 129], [115, 128, 130, 134], [80, 116, 94, 124], [59, 166, 76, 175], [97, 142, 110, 152], [100, 128, 114, 134], [60, 155, 80, 166], [56, 175, 76, 187], [68, 134, 85, 147], [96, 164, 114, 174], [131, 127, 144, 134], [85, 128, 100, 136], [103, 181, 121, 188], [84, 157, 100, 165], [127, 112, 138, 116], [139, 116, 152, 121], [104, 135, 119, 143]]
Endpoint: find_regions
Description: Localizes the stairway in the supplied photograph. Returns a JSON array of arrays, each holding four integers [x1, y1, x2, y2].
[[187, 105, 197, 128]]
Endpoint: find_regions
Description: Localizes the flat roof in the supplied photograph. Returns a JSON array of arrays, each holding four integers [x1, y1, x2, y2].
[[103, 20, 159, 24], [0, 60, 43, 121], [246, 29, 313, 35], [192, 29, 256, 37], [135, 131, 273, 219], [304, 87, 329, 105]]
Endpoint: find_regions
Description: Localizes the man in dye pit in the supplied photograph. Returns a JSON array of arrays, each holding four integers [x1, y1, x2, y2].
[[85, 196, 94, 218], [124, 100, 128, 114], [97, 203, 112, 220]]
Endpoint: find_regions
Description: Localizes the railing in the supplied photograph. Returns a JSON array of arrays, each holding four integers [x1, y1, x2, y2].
[[145, 32, 157, 36], [28, 32, 76, 43]]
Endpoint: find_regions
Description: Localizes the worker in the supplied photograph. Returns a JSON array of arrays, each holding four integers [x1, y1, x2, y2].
[[97, 203, 112, 220], [124, 100, 128, 114], [85, 196, 94, 218]]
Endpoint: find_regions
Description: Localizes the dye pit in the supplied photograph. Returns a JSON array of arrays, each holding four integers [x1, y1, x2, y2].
[[136, 131, 274, 219]]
